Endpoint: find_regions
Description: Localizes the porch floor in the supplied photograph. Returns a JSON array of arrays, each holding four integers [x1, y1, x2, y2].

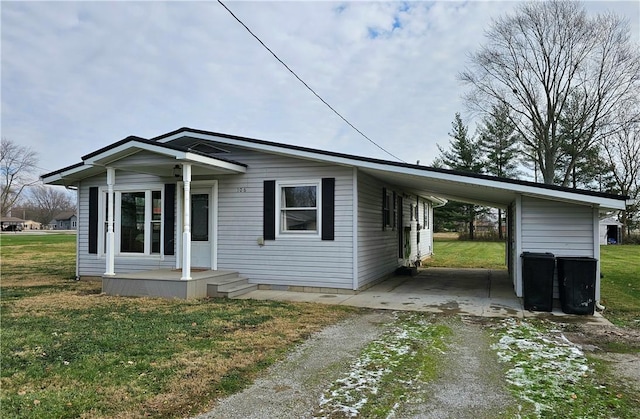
[[236, 267, 611, 324], [102, 269, 245, 299]]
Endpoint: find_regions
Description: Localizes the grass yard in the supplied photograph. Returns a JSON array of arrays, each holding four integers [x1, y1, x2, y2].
[[425, 236, 507, 270], [599, 245, 640, 329], [0, 234, 355, 418]]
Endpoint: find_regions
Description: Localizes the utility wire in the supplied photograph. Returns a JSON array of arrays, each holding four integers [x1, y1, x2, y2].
[[217, 0, 405, 163]]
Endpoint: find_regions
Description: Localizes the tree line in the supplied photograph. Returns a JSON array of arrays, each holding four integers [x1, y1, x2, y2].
[[1, 138, 76, 227], [435, 0, 639, 241]]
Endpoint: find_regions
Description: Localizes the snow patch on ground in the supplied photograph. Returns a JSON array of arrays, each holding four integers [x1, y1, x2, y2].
[[315, 313, 434, 418], [492, 318, 591, 416]]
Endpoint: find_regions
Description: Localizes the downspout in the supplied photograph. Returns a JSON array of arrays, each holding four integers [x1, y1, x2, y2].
[[71, 185, 80, 280], [593, 206, 604, 311]]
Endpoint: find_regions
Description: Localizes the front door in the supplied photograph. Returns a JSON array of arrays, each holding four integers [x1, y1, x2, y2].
[[190, 189, 212, 268]]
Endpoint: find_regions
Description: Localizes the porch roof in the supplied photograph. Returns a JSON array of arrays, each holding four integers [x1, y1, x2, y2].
[[41, 136, 247, 186]]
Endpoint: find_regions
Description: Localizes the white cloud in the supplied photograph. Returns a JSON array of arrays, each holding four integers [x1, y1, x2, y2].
[[2, 1, 638, 175]]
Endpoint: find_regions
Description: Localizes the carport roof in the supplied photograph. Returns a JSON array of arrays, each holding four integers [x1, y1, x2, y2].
[[155, 128, 628, 211]]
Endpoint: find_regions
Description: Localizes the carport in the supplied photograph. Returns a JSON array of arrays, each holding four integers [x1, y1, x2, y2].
[[349, 161, 628, 303]]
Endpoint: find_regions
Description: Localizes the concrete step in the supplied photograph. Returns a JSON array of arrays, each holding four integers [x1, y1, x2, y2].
[[219, 283, 258, 298], [207, 274, 256, 298], [204, 271, 243, 283]]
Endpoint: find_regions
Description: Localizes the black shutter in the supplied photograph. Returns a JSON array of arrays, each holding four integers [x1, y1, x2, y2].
[[321, 178, 335, 241], [264, 180, 276, 240], [164, 184, 176, 255], [88, 187, 98, 254]]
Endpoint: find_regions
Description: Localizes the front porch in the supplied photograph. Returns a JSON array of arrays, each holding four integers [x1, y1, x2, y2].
[[102, 269, 256, 299]]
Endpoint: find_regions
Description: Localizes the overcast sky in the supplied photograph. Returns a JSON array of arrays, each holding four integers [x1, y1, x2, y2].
[[2, 0, 639, 178]]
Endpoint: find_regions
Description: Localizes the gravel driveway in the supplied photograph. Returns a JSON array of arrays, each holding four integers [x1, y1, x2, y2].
[[196, 312, 515, 419]]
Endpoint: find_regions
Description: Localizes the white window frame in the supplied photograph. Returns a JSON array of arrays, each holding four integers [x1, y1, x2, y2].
[[98, 185, 164, 257], [276, 180, 321, 238]]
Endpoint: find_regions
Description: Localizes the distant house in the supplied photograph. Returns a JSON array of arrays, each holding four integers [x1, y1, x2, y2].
[[23, 220, 42, 230], [51, 212, 77, 230], [599, 217, 623, 245]]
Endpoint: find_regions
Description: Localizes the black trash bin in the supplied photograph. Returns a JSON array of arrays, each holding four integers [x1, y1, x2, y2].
[[521, 252, 555, 312], [557, 257, 597, 315]]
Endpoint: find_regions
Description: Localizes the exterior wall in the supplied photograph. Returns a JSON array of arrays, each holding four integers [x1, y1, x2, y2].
[[213, 147, 355, 289], [521, 196, 595, 255], [77, 171, 177, 278], [355, 171, 434, 289], [519, 195, 597, 299], [356, 171, 398, 289]]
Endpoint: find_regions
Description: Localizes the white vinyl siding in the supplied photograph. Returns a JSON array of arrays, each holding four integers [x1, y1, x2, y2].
[[213, 147, 354, 289], [521, 196, 594, 255], [356, 171, 400, 288]]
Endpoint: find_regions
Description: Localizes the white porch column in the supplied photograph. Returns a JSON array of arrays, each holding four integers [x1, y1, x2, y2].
[[181, 163, 192, 280], [104, 167, 116, 276]]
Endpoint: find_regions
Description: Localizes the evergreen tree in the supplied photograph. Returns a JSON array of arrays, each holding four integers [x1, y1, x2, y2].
[[434, 113, 486, 239], [477, 103, 520, 238], [437, 113, 484, 174]]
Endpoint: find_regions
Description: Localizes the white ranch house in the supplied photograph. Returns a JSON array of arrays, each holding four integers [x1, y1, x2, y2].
[[42, 128, 627, 302]]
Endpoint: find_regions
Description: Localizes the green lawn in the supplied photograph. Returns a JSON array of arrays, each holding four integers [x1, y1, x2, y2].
[[0, 233, 354, 418], [425, 237, 507, 269], [599, 245, 640, 328]]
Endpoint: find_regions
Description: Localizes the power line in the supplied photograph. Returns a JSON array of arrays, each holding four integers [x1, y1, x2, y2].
[[217, 0, 405, 163]]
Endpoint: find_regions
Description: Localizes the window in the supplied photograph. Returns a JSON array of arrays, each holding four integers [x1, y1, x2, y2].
[[120, 192, 146, 253], [279, 183, 318, 233], [382, 188, 395, 230], [101, 188, 163, 255], [151, 191, 162, 252], [191, 193, 209, 241]]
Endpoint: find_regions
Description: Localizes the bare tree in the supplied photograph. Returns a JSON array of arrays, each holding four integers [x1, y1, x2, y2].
[[460, 0, 640, 185], [601, 113, 640, 240], [23, 184, 77, 226], [1, 138, 39, 216]]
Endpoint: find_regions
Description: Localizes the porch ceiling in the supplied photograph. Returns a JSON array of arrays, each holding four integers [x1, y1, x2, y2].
[[361, 167, 516, 208], [357, 165, 626, 210]]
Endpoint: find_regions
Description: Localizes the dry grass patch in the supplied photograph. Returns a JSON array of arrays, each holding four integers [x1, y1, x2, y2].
[[2, 234, 357, 418]]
